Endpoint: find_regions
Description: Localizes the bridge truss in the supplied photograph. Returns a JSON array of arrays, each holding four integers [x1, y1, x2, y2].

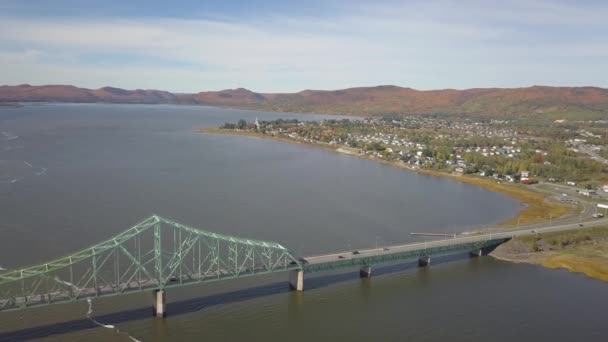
[[0, 215, 301, 312]]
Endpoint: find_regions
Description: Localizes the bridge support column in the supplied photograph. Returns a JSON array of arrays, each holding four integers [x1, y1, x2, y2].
[[470, 249, 483, 257], [289, 270, 304, 291], [153, 289, 166, 318], [418, 256, 431, 267], [360, 266, 372, 278]]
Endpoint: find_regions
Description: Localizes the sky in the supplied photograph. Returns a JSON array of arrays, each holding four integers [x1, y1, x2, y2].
[[0, 0, 607, 93]]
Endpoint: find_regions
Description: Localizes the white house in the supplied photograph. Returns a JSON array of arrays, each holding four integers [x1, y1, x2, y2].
[[603, 183, 608, 193]]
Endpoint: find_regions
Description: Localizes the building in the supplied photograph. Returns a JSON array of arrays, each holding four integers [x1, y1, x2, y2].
[[603, 183, 608, 193], [580, 190, 596, 197], [520, 170, 530, 180]]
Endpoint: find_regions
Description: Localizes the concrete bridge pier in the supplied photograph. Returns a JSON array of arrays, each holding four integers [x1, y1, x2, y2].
[[470, 249, 483, 257], [289, 270, 304, 291], [418, 256, 431, 267], [471, 244, 500, 257], [153, 289, 166, 318], [359, 266, 372, 278]]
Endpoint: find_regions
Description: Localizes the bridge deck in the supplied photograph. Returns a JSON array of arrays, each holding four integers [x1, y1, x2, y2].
[[302, 234, 510, 273], [2, 215, 607, 312]]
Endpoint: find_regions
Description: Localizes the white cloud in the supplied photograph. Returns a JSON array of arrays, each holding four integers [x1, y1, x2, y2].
[[0, 1, 607, 92]]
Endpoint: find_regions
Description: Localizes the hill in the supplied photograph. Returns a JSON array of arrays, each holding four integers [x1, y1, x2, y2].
[[1, 84, 607, 120]]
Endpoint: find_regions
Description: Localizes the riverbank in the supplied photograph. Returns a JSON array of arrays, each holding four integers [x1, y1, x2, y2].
[[200, 128, 573, 227], [492, 227, 608, 282], [0, 102, 21, 108]]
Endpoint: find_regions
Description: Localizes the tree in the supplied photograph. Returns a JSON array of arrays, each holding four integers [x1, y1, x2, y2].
[[237, 119, 247, 130]]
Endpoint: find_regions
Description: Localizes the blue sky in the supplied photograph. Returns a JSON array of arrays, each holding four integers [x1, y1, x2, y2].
[[1, 0, 607, 92]]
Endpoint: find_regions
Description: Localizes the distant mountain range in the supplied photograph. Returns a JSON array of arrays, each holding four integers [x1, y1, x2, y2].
[[2, 84, 607, 119]]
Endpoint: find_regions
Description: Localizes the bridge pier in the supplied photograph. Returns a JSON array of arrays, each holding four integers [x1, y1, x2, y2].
[[470, 244, 500, 257], [289, 270, 304, 291], [359, 266, 372, 278], [470, 249, 483, 257], [152, 289, 166, 318], [418, 256, 431, 267]]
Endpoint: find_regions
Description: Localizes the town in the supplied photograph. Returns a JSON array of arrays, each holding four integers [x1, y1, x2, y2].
[[217, 116, 608, 194]]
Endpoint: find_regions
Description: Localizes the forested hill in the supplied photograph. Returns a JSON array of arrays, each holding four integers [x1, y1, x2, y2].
[[2, 84, 607, 120]]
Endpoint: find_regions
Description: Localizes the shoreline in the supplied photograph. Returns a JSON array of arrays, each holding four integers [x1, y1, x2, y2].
[[491, 227, 608, 282], [200, 128, 573, 228], [0, 102, 22, 108]]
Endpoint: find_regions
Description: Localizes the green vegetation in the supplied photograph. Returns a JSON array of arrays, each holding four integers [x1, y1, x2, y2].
[[215, 116, 608, 184]]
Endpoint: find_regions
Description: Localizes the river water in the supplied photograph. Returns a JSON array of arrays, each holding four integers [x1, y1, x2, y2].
[[0, 104, 605, 341]]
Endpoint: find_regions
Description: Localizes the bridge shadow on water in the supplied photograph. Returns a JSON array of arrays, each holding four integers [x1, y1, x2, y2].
[[0, 253, 471, 341]]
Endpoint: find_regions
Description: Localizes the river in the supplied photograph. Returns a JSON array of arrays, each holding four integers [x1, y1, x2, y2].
[[0, 104, 605, 341]]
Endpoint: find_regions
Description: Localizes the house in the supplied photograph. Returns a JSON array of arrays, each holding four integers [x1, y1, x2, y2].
[[479, 171, 486, 177], [521, 170, 530, 179], [603, 183, 608, 193], [454, 167, 464, 175]]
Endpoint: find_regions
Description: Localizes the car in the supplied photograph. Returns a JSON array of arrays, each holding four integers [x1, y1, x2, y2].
[[352, 250, 360, 255], [579, 223, 584, 227], [531, 230, 537, 234], [382, 247, 389, 251], [338, 255, 345, 259]]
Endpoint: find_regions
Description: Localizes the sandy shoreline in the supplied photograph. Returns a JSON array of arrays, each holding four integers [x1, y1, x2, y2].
[[200, 128, 572, 228]]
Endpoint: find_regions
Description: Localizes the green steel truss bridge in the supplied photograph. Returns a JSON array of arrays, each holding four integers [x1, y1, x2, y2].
[[0, 215, 509, 316]]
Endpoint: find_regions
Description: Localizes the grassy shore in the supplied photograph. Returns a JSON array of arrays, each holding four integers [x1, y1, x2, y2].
[[492, 227, 608, 282], [200, 128, 573, 227]]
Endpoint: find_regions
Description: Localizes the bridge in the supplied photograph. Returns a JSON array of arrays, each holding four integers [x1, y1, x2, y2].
[[1, 214, 603, 317]]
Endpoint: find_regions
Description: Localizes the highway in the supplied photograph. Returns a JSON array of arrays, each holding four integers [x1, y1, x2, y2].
[[303, 216, 608, 266]]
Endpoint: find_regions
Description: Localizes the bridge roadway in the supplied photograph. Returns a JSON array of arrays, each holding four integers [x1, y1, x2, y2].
[[284, 216, 608, 290], [1, 214, 606, 317]]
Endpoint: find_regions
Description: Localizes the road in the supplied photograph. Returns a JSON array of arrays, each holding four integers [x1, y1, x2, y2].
[[303, 216, 608, 265], [304, 182, 608, 266]]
